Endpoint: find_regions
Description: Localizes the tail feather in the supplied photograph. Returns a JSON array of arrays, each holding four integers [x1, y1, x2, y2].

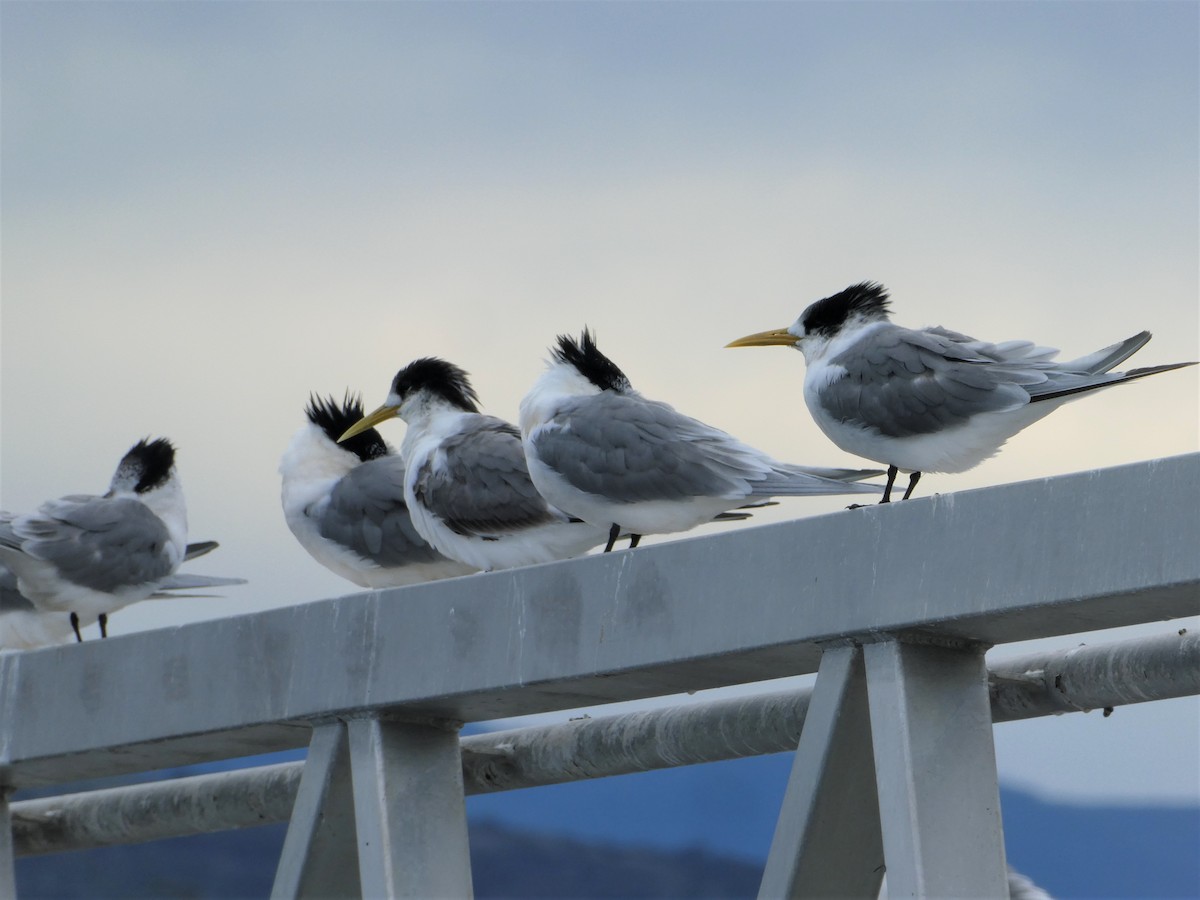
[[710, 500, 781, 522], [1124, 361, 1198, 379], [1057, 331, 1151, 374], [153, 573, 247, 593], [779, 465, 888, 483], [756, 466, 886, 497], [1030, 360, 1197, 404]]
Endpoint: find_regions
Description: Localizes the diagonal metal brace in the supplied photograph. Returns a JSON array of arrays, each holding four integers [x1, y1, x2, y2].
[[271, 721, 359, 899], [758, 643, 885, 899]]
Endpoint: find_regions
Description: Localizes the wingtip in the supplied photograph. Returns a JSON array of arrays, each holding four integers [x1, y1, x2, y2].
[[1124, 360, 1199, 378], [184, 540, 219, 561]]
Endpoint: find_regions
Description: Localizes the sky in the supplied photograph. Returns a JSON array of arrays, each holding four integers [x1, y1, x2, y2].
[[2, 1, 1197, 807]]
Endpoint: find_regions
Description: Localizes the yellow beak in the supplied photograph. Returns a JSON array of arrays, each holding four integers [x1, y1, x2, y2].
[[338, 404, 400, 442], [725, 327, 797, 349]]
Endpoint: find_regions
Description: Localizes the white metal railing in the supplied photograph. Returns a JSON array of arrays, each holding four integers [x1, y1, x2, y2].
[[2, 454, 1198, 898], [8, 629, 1197, 857]]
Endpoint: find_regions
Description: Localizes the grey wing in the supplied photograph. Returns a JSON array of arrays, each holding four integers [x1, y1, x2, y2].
[[414, 418, 561, 537], [317, 456, 450, 567], [0, 518, 19, 556], [9, 497, 176, 592], [823, 327, 1049, 437], [533, 394, 773, 503]]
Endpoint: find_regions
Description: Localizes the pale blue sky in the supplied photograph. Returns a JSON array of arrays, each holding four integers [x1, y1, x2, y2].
[[2, 1, 1197, 805]]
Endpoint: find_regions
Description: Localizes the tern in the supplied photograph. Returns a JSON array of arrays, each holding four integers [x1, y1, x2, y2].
[[280, 393, 476, 587], [727, 281, 1198, 501], [519, 329, 885, 551], [340, 359, 611, 571], [1, 542, 245, 650], [0, 438, 190, 642]]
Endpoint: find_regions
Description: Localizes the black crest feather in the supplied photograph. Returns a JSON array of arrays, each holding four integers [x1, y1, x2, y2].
[[800, 282, 892, 337], [120, 437, 176, 494], [392, 358, 480, 413], [552, 328, 632, 393], [307, 393, 388, 462]]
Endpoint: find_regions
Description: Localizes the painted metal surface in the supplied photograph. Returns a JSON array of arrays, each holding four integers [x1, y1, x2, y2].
[[13, 763, 301, 857], [0, 791, 14, 899], [2, 455, 1196, 788], [2, 458, 1198, 900], [347, 716, 473, 899], [866, 640, 1009, 898], [758, 645, 884, 899], [9, 629, 1199, 857], [270, 722, 359, 900], [989, 629, 1200, 720]]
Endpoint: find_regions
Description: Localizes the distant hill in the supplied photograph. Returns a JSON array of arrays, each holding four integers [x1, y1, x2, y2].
[[13, 751, 1200, 898], [14, 819, 762, 899], [466, 752, 1200, 898]]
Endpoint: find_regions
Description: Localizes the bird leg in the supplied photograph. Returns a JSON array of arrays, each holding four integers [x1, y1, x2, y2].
[[628, 534, 641, 549], [604, 523, 621, 553], [901, 471, 922, 501], [880, 465, 899, 503], [99, 613, 108, 638], [70, 612, 83, 643]]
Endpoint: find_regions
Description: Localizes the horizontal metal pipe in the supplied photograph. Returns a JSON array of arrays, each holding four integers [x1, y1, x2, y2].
[[12, 763, 300, 858], [988, 629, 1199, 721], [461, 686, 813, 795], [12, 630, 1197, 857]]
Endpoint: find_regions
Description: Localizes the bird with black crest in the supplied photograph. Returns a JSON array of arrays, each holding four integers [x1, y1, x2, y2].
[[0, 438, 242, 645], [281, 392, 475, 587], [340, 360, 611, 571], [519, 328, 884, 552], [728, 281, 1198, 502]]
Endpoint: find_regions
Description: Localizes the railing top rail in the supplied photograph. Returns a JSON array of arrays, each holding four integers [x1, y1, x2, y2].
[[3, 454, 1197, 788]]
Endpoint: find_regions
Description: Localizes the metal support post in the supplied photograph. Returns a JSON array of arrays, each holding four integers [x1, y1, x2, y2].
[[272, 722, 359, 900], [1, 788, 15, 900], [347, 715, 473, 899], [865, 639, 1009, 898], [758, 644, 884, 899]]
